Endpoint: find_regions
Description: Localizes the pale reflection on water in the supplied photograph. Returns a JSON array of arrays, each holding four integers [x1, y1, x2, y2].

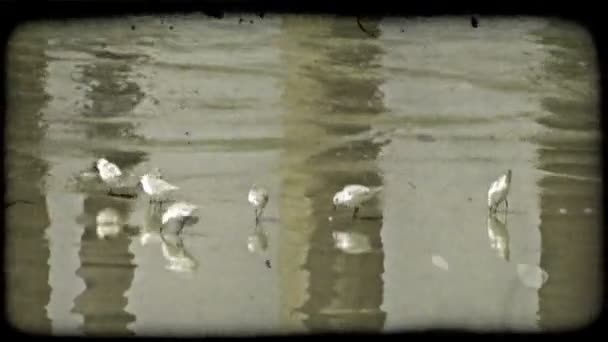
[[160, 233, 198, 274], [140, 202, 163, 246], [487, 213, 510, 262], [5, 15, 601, 335]]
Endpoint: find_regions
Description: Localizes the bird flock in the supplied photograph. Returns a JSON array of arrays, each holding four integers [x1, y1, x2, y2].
[[94, 157, 513, 236]]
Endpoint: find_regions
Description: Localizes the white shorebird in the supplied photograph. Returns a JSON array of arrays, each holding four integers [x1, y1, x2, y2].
[[488, 169, 512, 214], [248, 184, 269, 225], [332, 184, 383, 219], [140, 172, 179, 204], [161, 201, 198, 234], [95, 158, 123, 193]]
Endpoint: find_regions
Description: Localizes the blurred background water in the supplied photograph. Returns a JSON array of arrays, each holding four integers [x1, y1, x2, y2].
[[5, 14, 601, 335]]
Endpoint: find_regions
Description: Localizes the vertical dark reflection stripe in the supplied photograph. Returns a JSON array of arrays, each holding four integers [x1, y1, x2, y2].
[[69, 55, 146, 335], [5, 26, 53, 334], [278, 16, 387, 333], [533, 21, 602, 330]]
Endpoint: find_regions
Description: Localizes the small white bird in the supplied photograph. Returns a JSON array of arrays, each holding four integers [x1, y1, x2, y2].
[[332, 184, 383, 219], [95, 158, 123, 193], [161, 201, 198, 234], [488, 170, 512, 214], [248, 184, 269, 225], [140, 173, 179, 204]]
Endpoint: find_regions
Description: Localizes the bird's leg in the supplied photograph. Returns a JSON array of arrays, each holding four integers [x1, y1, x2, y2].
[[254, 208, 259, 225], [505, 198, 509, 212], [352, 207, 360, 219], [177, 220, 185, 235]]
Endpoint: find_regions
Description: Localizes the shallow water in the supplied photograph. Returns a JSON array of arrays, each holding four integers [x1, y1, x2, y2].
[[5, 15, 601, 335]]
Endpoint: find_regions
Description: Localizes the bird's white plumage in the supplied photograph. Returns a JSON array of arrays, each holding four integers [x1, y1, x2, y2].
[[96, 158, 122, 184], [141, 174, 179, 198], [333, 184, 383, 208], [162, 201, 198, 224], [248, 185, 270, 224], [248, 185, 269, 209], [487, 170, 512, 211]]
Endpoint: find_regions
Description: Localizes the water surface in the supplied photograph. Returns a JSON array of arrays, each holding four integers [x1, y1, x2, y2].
[[5, 15, 601, 335]]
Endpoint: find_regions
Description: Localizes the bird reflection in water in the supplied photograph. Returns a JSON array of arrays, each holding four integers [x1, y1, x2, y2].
[[247, 223, 272, 268], [487, 213, 510, 261], [332, 231, 373, 255], [95, 207, 124, 239], [140, 201, 164, 246], [160, 232, 198, 273]]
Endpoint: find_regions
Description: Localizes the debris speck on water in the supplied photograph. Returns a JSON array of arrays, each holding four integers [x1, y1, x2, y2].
[[416, 134, 436, 142], [432, 254, 449, 271], [517, 264, 548, 289]]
